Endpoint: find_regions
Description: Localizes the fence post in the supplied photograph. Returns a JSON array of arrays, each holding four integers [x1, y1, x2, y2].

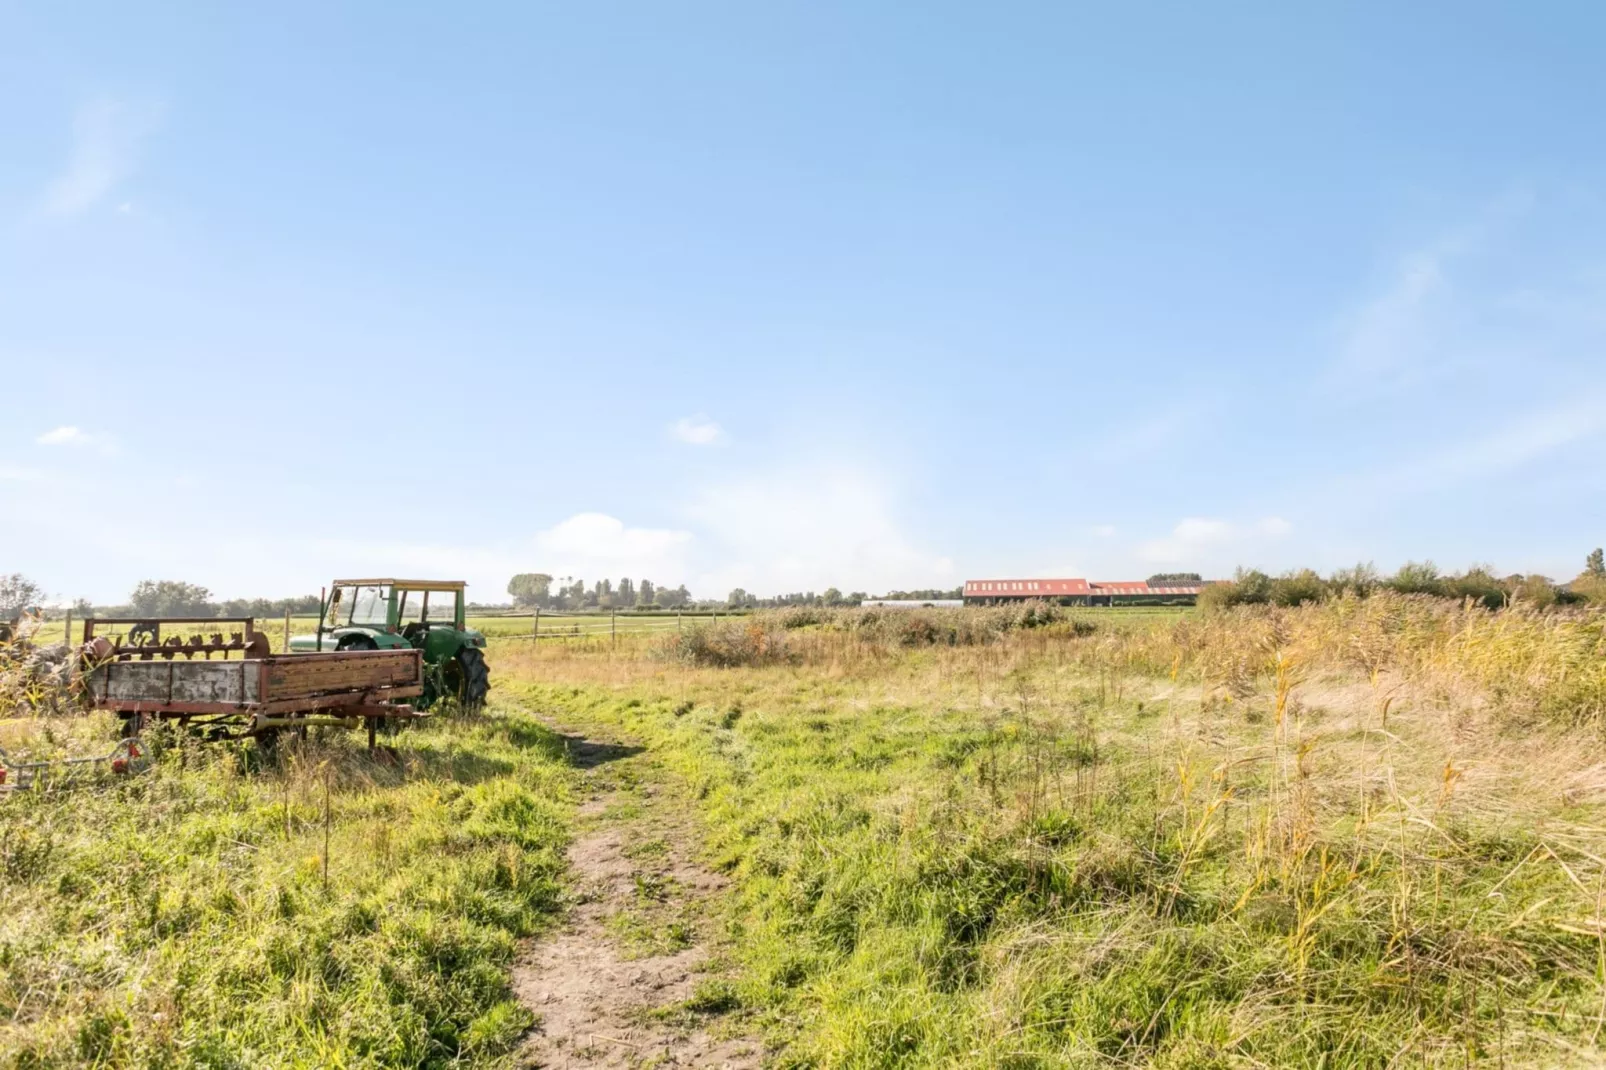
[[64, 608, 73, 648], [611, 609, 616, 645], [677, 609, 682, 633], [534, 607, 540, 646], [283, 608, 291, 653]]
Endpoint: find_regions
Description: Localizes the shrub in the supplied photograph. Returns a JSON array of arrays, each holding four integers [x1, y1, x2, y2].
[[1386, 560, 1444, 596], [662, 619, 793, 667], [1269, 569, 1326, 607]]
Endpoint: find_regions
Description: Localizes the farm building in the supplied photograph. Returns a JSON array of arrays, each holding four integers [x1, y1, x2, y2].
[[963, 578, 1206, 606]]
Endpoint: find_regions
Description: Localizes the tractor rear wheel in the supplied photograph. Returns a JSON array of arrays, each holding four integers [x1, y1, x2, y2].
[[446, 647, 490, 711]]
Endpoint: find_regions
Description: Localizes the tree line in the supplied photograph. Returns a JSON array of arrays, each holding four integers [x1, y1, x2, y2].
[[1200, 551, 1606, 610], [507, 574, 693, 610], [0, 575, 321, 621]]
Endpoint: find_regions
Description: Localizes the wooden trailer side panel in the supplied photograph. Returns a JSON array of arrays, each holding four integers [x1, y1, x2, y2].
[[86, 650, 422, 713], [92, 660, 261, 706], [262, 650, 422, 701]]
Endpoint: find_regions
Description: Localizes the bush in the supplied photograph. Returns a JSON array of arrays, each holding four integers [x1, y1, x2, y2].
[[662, 619, 793, 667], [1269, 569, 1326, 607], [1444, 566, 1506, 610], [1386, 560, 1443, 596]]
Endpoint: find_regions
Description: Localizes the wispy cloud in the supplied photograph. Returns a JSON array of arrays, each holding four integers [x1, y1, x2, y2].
[[37, 426, 91, 446], [668, 415, 725, 446], [1359, 393, 1606, 497], [41, 98, 161, 217], [35, 426, 117, 455], [1328, 193, 1532, 395], [1136, 516, 1292, 565]]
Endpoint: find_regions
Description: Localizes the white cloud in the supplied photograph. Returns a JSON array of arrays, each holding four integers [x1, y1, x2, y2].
[[41, 98, 160, 217], [1091, 524, 1117, 538], [1136, 516, 1291, 565], [37, 426, 90, 446], [685, 465, 953, 595], [0, 464, 45, 482], [35, 426, 117, 455], [533, 512, 693, 581], [668, 415, 725, 446]]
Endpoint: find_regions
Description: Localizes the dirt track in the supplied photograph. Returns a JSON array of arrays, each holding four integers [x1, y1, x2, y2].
[[514, 730, 761, 1069]]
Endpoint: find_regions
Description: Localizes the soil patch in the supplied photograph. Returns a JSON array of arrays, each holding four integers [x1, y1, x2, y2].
[[515, 723, 761, 1068]]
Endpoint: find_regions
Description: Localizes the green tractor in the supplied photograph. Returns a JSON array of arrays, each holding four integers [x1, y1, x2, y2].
[[290, 579, 489, 709]]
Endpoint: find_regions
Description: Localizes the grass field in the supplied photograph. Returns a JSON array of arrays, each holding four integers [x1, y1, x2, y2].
[[12, 605, 1192, 652], [5, 598, 1605, 1066]]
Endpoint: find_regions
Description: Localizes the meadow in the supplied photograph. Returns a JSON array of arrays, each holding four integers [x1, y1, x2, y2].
[[4, 597, 1606, 1066]]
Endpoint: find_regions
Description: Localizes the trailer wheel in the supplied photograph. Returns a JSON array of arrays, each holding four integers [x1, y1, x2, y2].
[[446, 647, 490, 711]]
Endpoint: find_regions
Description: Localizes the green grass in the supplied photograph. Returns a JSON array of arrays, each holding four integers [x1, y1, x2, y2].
[[505, 626, 1606, 1067], [12, 604, 1191, 651], [0, 707, 576, 1068]]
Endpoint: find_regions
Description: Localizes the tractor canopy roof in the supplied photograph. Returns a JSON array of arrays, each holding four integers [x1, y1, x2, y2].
[[331, 579, 467, 592]]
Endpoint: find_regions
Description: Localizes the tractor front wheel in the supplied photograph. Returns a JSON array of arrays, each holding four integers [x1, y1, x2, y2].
[[446, 647, 490, 711]]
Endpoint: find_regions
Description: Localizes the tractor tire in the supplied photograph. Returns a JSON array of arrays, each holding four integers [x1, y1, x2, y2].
[[449, 647, 490, 711]]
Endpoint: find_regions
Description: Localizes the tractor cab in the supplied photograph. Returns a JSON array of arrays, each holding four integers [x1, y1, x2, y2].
[[290, 579, 489, 707]]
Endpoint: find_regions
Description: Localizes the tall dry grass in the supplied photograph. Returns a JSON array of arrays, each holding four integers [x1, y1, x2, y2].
[[494, 596, 1606, 1065]]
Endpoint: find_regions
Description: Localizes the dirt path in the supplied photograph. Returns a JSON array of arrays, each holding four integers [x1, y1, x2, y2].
[[514, 728, 763, 1069]]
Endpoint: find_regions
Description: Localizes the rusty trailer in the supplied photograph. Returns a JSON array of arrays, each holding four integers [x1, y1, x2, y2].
[[79, 617, 425, 746]]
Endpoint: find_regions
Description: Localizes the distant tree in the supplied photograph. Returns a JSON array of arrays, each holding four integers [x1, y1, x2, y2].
[[0, 574, 44, 619], [554, 578, 586, 610], [617, 578, 635, 607], [1327, 563, 1380, 597], [1510, 573, 1558, 608], [1147, 572, 1202, 585], [508, 573, 553, 608], [129, 580, 215, 617], [71, 597, 94, 618], [726, 588, 750, 608], [639, 579, 656, 606], [847, 591, 868, 604], [1588, 548, 1605, 576], [1269, 569, 1326, 607], [1386, 561, 1443, 596], [822, 587, 843, 606]]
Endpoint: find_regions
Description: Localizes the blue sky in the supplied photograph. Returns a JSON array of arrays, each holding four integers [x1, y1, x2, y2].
[[4, 2, 1605, 603]]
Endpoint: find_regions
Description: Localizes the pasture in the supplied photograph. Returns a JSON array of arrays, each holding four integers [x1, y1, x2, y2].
[[4, 598, 1606, 1066]]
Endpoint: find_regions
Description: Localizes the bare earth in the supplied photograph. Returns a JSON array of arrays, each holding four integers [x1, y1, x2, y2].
[[514, 731, 762, 1069]]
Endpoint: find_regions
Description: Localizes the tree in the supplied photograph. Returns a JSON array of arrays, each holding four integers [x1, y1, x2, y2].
[[1589, 548, 1605, 576], [1328, 563, 1380, 597], [0, 573, 44, 619], [128, 580, 214, 617], [1147, 572, 1202, 584], [617, 578, 635, 607], [822, 587, 843, 606], [507, 573, 553, 608], [1387, 561, 1443, 596], [726, 588, 750, 608], [639, 579, 656, 606]]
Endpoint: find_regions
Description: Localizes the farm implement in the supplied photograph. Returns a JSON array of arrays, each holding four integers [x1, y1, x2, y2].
[[78, 616, 426, 747]]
